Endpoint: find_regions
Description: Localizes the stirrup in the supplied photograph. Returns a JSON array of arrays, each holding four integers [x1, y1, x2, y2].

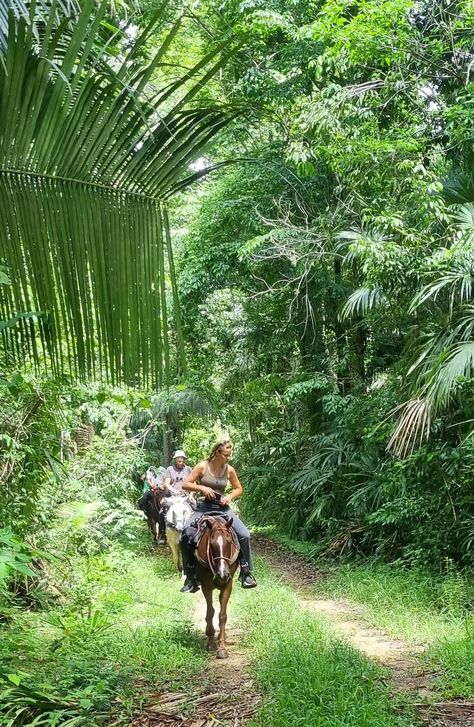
[[240, 572, 257, 589], [180, 577, 199, 593]]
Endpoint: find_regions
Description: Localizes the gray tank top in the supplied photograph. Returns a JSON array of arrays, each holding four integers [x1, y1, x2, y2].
[[199, 461, 229, 494]]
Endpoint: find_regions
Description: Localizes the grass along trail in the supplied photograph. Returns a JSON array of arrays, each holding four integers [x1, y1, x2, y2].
[[5, 520, 471, 727], [254, 535, 432, 697], [253, 534, 474, 727]]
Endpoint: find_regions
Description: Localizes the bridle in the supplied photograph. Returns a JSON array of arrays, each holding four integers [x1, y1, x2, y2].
[[206, 524, 234, 578], [164, 497, 192, 532]]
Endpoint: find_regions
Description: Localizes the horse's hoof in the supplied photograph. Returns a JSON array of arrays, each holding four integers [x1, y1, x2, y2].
[[216, 649, 228, 659], [207, 642, 218, 652]]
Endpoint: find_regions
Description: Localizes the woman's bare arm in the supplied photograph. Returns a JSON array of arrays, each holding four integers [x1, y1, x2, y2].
[[183, 462, 216, 500], [221, 467, 243, 506]]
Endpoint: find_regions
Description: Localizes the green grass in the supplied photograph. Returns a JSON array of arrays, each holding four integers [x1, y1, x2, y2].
[[312, 561, 470, 645], [428, 622, 474, 698], [232, 558, 417, 727], [0, 536, 205, 726], [309, 560, 474, 699], [258, 533, 474, 700]]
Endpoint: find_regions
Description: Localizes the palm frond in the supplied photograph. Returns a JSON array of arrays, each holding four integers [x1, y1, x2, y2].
[[407, 307, 474, 381], [0, 0, 80, 51], [428, 341, 474, 409], [339, 285, 385, 320], [389, 336, 474, 456], [410, 206, 474, 314], [386, 397, 432, 458], [337, 227, 390, 264], [410, 269, 474, 312], [150, 386, 213, 419], [130, 385, 213, 429], [0, 1, 234, 385], [456, 203, 474, 236], [442, 171, 474, 205]]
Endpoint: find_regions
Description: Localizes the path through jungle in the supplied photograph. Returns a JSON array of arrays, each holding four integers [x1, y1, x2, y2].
[[130, 534, 474, 727]]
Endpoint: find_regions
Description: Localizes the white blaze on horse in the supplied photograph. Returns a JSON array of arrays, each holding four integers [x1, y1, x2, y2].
[[162, 496, 194, 572]]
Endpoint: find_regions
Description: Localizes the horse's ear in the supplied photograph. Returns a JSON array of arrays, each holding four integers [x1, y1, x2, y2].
[[162, 497, 170, 507], [206, 519, 213, 529], [226, 517, 233, 529]]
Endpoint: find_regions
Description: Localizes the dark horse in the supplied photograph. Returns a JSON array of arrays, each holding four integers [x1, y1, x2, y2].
[[146, 486, 167, 543], [195, 515, 239, 659]]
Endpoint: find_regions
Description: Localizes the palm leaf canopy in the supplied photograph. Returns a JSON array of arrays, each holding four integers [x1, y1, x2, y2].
[[0, 0, 234, 385], [387, 205, 474, 456]]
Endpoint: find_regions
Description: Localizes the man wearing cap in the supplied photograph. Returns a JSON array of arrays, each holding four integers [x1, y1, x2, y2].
[[163, 450, 192, 495]]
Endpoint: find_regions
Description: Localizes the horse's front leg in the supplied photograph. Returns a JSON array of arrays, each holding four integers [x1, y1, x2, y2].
[[147, 514, 157, 542], [203, 585, 217, 652], [217, 580, 233, 659]]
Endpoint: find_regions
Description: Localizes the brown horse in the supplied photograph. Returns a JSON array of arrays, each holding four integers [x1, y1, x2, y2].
[[195, 516, 240, 659], [146, 487, 167, 543]]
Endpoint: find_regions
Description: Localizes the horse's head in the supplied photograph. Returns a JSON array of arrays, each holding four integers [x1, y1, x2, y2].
[[149, 486, 159, 505], [162, 496, 193, 533], [206, 516, 235, 586]]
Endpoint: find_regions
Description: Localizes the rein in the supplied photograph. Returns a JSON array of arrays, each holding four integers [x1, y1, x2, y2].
[[207, 541, 234, 577], [201, 524, 236, 578]]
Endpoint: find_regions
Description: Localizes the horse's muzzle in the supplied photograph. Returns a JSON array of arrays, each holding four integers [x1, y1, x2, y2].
[[213, 572, 231, 587]]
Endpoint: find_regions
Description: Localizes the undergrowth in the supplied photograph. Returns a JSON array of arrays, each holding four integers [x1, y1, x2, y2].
[[0, 531, 205, 726]]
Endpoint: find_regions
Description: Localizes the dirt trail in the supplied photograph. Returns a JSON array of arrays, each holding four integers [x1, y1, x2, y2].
[[254, 536, 430, 694], [131, 536, 474, 727], [254, 535, 474, 726], [132, 579, 260, 727]]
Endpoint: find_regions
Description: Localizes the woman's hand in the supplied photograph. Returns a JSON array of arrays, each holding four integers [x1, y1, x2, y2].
[[200, 486, 217, 500], [220, 496, 231, 506]]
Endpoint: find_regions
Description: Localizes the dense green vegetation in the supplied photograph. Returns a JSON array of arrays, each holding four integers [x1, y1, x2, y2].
[[2, 0, 474, 724], [170, 0, 474, 568]]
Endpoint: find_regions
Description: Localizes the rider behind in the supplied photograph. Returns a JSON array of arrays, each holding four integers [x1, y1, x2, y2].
[[138, 467, 157, 511], [138, 466, 167, 544], [163, 450, 192, 495], [180, 440, 257, 593]]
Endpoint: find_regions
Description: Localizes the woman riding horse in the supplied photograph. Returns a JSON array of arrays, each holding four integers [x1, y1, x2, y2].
[[180, 440, 257, 593]]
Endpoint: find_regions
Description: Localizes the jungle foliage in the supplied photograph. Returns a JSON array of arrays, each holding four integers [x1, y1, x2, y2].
[[171, 0, 474, 567], [0, 0, 234, 386], [1, 0, 474, 586], [2, 0, 474, 721]]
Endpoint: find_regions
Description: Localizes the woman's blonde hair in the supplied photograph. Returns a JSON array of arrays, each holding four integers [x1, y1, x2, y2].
[[207, 440, 232, 461]]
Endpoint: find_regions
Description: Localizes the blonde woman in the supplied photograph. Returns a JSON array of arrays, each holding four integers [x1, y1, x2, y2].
[[180, 440, 257, 593]]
